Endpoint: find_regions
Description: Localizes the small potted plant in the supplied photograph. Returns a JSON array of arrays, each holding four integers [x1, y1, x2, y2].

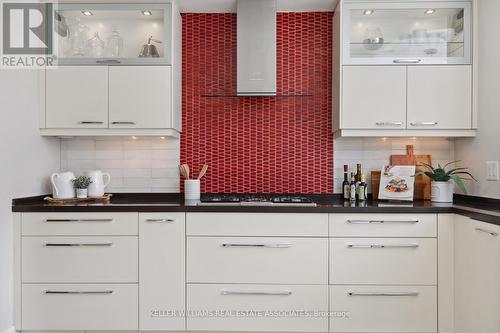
[[72, 176, 93, 199], [416, 161, 476, 203]]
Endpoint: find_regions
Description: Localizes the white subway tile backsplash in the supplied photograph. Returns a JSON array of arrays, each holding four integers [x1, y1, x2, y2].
[[334, 137, 455, 193], [61, 137, 181, 193], [61, 136, 454, 194]]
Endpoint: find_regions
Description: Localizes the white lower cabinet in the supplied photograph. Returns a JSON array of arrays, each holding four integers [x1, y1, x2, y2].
[[22, 236, 138, 283], [187, 284, 329, 332], [22, 283, 138, 330], [139, 213, 185, 330], [454, 215, 500, 333], [330, 238, 437, 285], [330, 285, 437, 333], [187, 237, 328, 284]]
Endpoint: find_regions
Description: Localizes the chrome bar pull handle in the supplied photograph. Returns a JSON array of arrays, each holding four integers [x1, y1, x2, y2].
[[78, 121, 104, 124], [45, 242, 113, 247], [111, 121, 136, 125], [146, 218, 176, 223], [45, 219, 113, 223], [45, 290, 113, 295], [348, 291, 419, 297], [375, 122, 403, 126], [393, 59, 422, 64], [347, 219, 419, 224], [96, 59, 121, 64], [410, 122, 438, 126], [221, 243, 292, 248], [347, 244, 419, 249], [475, 227, 498, 237], [221, 290, 292, 296]]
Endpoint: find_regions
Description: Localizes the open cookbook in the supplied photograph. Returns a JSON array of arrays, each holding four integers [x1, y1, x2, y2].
[[378, 165, 416, 201]]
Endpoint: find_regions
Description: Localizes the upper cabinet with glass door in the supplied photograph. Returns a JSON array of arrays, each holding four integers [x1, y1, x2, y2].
[[53, 4, 172, 65], [343, 1, 472, 65]]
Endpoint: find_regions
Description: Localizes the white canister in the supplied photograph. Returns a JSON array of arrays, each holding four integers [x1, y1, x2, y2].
[[184, 179, 201, 200], [50, 172, 76, 199], [84, 170, 111, 197], [431, 180, 455, 203]]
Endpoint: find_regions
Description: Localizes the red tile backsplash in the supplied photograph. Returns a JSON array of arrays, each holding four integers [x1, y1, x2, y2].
[[181, 12, 333, 193]]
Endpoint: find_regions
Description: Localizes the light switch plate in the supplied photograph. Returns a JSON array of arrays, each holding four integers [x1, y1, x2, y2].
[[486, 161, 499, 181]]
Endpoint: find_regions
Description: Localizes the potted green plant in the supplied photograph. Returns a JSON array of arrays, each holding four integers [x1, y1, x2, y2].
[[72, 176, 93, 199], [416, 161, 476, 203]]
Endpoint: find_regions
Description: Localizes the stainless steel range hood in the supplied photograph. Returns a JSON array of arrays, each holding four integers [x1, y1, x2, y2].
[[237, 0, 276, 96]]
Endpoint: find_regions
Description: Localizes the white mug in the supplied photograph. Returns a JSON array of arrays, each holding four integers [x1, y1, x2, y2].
[[51, 172, 76, 199], [184, 179, 201, 200], [84, 170, 111, 197]]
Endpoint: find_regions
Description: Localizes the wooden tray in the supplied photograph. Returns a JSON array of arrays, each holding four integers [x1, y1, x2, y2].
[[44, 194, 112, 204]]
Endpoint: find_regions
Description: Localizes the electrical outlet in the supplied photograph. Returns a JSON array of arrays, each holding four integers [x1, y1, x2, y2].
[[486, 161, 499, 181]]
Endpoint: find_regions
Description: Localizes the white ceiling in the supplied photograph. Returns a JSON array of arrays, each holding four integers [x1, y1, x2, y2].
[[178, 0, 338, 13], [50, 0, 338, 13]]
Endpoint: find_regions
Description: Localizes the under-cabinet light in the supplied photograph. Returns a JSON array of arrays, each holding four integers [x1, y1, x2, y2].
[[81, 10, 93, 16], [362, 9, 374, 15], [142, 10, 152, 16], [425, 9, 436, 14]]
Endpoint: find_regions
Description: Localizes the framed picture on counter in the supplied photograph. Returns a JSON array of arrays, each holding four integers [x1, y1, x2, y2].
[[378, 165, 416, 202]]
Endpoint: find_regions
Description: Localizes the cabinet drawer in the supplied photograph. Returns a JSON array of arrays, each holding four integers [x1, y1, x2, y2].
[[330, 238, 437, 285], [330, 285, 437, 332], [22, 236, 138, 283], [330, 214, 436, 237], [22, 284, 138, 331], [187, 284, 328, 332], [22, 212, 138, 235], [187, 237, 327, 284], [187, 213, 328, 237]]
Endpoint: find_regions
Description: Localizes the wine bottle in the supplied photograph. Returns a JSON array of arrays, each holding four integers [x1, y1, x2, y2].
[[350, 172, 356, 202], [358, 173, 367, 201], [355, 163, 362, 199], [342, 165, 350, 200]]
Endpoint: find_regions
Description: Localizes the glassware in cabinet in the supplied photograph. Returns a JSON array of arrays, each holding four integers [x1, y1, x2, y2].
[[52, 3, 172, 65], [342, 1, 472, 65]]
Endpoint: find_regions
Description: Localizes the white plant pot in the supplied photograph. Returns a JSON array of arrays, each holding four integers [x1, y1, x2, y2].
[[184, 179, 201, 200], [76, 188, 88, 199], [431, 180, 454, 203]]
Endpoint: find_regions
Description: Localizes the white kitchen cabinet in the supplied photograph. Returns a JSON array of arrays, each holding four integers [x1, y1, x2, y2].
[[342, 2, 472, 65], [342, 66, 406, 129], [330, 285, 437, 333], [188, 237, 328, 284], [139, 213, 185, 330], [187, 284, 328, 332], [22, 284, 138, 331], [454, 215, 500, 333], [45, 66, 108, 128], [109, 66, 172, 129], [407, 66, 472, 130], [332, 0, 477, 138]]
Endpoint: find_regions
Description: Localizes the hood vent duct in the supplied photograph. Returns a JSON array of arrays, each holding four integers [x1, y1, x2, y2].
[[237, 0, 276, 96]]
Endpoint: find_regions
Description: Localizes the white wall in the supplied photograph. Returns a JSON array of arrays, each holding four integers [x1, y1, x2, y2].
[[455, 0, 500, 199], [0, 70, 60, 332]]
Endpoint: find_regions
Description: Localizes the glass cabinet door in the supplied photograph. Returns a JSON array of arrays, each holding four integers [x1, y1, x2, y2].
[[343, 2, 472, 65], [52, 3, 171, 65]]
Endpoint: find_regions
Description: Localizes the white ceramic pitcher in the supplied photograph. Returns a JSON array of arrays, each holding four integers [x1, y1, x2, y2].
[[51, 172, 76, 199], [85, 170, 111, 197]]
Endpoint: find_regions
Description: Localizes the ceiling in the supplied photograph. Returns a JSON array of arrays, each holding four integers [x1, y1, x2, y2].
[[51, 0, 338, 13], [178, 0, 338, 13]]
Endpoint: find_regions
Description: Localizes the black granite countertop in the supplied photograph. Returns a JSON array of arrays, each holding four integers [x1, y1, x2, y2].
[[11, 193, 500, 225]]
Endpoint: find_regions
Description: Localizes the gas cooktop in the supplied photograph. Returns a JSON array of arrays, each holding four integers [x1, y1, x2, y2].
[[198, 195, 317, 207]]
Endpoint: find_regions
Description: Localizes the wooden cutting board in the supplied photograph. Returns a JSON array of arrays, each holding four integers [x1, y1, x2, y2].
[[390, 145, 432, 200]]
